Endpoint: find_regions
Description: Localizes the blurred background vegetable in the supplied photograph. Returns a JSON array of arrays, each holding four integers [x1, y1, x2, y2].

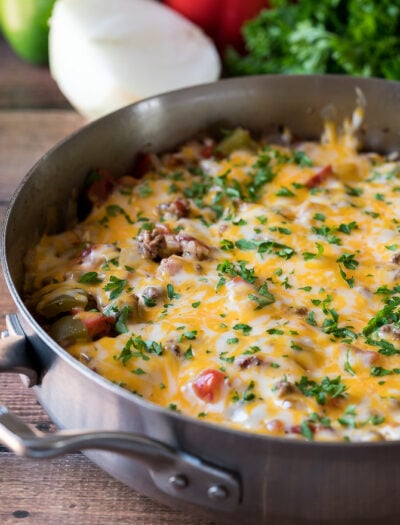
[[226, 0, 400, 79], [49, 0, 221, 119], [164, 0, 269, 53], [1, 0, 55, 64], [2, 0, 399, 119]]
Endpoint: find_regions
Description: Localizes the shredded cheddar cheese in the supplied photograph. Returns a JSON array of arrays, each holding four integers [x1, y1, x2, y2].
[[24, 110, 400, 441]]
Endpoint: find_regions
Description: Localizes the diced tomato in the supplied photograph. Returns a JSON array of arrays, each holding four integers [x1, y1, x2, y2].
[[192, 369, 225, 402], [172, 197, 190, 216], [86, 169, 115, 206], [201, 143, 215, 159], [305, 165, 333, 189], [74, 311, 114, 339], [290, 423, 316, 435], [133, 152, 155, 178]]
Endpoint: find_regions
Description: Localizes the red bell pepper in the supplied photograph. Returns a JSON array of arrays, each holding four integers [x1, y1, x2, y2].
[[164, 0, 269, 53]]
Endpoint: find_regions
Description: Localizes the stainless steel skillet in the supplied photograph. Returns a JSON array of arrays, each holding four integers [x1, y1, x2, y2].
[[1, 75, 400, 525]]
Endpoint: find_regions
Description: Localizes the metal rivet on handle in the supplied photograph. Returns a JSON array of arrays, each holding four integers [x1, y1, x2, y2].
[[169, 474, 188, 489], [207, 484, 229, 501]]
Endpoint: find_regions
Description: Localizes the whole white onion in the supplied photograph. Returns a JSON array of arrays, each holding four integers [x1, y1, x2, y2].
[[49, 0, 221, 119]]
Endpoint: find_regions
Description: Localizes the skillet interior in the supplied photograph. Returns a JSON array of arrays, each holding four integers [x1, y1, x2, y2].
[[5, 74, 400, 291]]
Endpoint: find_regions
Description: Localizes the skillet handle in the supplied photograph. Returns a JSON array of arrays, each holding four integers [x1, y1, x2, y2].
[[0, 405, 241, 512], [0, 314, 38, 387]]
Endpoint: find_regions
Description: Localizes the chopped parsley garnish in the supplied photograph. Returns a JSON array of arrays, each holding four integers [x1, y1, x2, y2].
[[306, 311, 317, 326], [267, 328, 284, 335], [269, 226, 291, 235], [257, 240, 295, 259], [337, 221, 359, 235], [364, 210, 380, 219], [219, 351, 235, 363], [249, 281, 275, 309], [233, 218, 247, 226], [233, 323, 252, 335], [235, 239, 256, 250], [101, 257, 120, 270], [296, 376, 348, 405], [275, 186, 295, 197], [79, 272, 103, 284], [115, 305, 132, 334], [370, 414, 385, 426], [143, 296, 157, 308], [230, 238, 296, 259], [366, 337, 400, 356], [345, 185, 363, 197], [116, 335, 163, 364], [300, 420, 314, 440], [242, 380, 256, 402], [363, 296, 400, 337], [132, 367, 146, 375], [371, 366, 400, 377], [302, 242, 324, 260], [311, 225, 341, 245], [184, 346, 194, 360], [137, 182, 153, 197], [180, 330, 198, 340], [293, 150, 314, 167], [104, 276, 127, 299], [375, 285, 400, 296], [338, 405, 357, 428], [322, 306, 357, 341], [336, 253, 359, 270], [220, 239, 234, 250], [338, 266, 355, 288], [105, 204, 134, 224], [243, 346, 260, 356], [217, 259, 258, 284], [344, 348, 356, 376], [167, 283, 180, 300], [246, 153, 276, 201]]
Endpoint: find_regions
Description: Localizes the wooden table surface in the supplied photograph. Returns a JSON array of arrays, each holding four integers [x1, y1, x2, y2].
[[0, 36, 214, 525]]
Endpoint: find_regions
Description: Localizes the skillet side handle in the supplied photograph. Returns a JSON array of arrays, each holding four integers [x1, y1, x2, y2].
[[0, 314, 38, 387], [0, 406, 241, 512]]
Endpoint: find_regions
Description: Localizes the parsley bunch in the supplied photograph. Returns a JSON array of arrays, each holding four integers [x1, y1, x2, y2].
[[226, 0, 400, 80]]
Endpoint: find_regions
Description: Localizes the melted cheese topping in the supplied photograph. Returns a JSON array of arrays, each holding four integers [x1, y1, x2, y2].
[[24, 112, 400, 441]]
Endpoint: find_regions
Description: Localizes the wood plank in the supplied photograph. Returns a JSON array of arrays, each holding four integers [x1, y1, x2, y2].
[[0, 449, 213, 525], [0, 37, 71, 110], [0, 110, 85, 201], [0, 378, 213, 525]]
